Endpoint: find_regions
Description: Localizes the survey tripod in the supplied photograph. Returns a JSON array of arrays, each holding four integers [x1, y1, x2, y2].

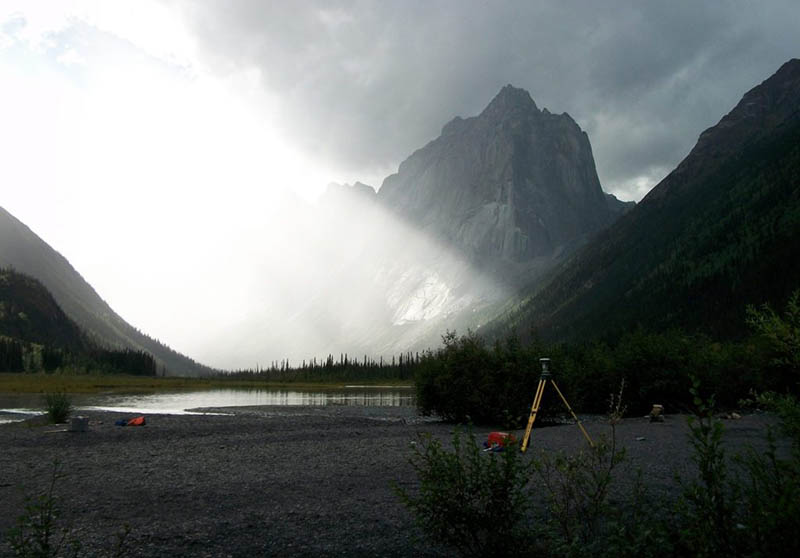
[[520, 358, 594, 452]]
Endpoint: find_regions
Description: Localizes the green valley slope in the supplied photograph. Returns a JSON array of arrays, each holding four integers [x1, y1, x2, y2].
[[0, 208, 214, 375], [492, 58, 800, 343]]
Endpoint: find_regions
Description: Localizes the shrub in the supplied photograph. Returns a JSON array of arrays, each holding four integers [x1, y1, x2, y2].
[[398, 384, 666, 558], [413, 328, 761, 424], [396, 429, 534, 557], [43, 393, 71, 424], [414, 331, 544, 425], [400, 380, 800, 557], [746, 289, 800, 390], [674, 381, 800, 557], [5, 461, 131, 558], [416, 291, 800, 424], [525, 381, 671, 558], [6, 461, 80, 557], [675, 379, 737, 556]]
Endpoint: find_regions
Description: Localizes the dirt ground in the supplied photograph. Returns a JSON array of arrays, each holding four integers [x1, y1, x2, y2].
[[0, 406, 782, 557]]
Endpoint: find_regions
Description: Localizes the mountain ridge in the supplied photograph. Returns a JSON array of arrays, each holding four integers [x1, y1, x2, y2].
[[489, 58, 800, 343]]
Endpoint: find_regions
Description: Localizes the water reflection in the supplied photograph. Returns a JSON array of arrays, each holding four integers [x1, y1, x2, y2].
[[256, 390, 413, 407], [0, 386, 415, 422]]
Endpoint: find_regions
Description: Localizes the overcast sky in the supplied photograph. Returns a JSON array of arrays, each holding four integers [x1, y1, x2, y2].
[[1, 1, 798, 367]]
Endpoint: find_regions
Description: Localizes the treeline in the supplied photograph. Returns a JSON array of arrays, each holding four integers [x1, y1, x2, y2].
[[88, 348, 157, 376], [416, 291, 800, 425], [224, 352, 420, 383], [0, 337, 23, 371], [0, 267, 159, 376], [0, 337, 157, 376]]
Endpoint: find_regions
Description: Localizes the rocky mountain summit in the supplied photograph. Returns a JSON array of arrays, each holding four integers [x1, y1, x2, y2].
[[286, 84, 636, 357], [377, 84, 628, 282]]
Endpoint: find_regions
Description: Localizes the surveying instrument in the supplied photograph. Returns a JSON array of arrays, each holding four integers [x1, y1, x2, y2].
[[520, 358, 594, 452]]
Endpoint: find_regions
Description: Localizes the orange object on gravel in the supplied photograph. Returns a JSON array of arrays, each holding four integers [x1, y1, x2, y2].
[[487, 431, 516, 447]]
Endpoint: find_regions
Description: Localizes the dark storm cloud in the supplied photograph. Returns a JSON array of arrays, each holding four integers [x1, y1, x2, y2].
[[171, 0, 799, 199]]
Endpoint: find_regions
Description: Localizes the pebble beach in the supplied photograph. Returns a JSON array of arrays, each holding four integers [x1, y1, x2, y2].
[[0, 406, 781, 557]]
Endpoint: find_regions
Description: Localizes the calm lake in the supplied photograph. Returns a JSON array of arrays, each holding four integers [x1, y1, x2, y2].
[[0, 386, 416, 424]]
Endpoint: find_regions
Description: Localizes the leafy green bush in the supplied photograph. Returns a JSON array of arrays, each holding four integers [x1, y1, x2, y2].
[[530, 384, 627, 553], [747, 288, 800, 390], [396, 429, 535, 557], [401, 381, 800, 558], [398, 386, 667, 558], [43, 393, 71, 424], [675, 379, 737, 556], [769, 391, 800, 445], [415, 331, 542, 425], [414, 325, 774, 423], [397, 426, 662, 558], [674, 382, 800, 557], [416, 291, 800, 424]]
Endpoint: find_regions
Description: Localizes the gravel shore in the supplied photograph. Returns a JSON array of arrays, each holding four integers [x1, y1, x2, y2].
[[0, 406, 781, 557]]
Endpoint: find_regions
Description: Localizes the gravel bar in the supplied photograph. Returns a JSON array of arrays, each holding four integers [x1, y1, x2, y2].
[[0, 407, 782, 557]]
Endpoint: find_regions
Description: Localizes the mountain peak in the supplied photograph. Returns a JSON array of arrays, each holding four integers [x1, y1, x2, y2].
[[724, 57, 800, 122], [775, 57, 800, 78], [379, 81, 616, 272], [481, 84, 539, 120]]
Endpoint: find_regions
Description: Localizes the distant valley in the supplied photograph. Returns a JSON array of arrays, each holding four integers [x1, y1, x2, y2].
[[2, 60, 799, 372]]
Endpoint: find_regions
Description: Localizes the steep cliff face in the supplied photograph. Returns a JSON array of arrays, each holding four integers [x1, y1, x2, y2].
[[377, 85, 617, 273]]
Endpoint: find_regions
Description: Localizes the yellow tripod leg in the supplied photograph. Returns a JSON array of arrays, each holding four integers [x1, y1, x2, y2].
[[550, 379, 594, 447], [521, 378, 546, 452]]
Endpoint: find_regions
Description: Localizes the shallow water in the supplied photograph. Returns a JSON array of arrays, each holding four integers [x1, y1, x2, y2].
[[0, 386, 415, 423]]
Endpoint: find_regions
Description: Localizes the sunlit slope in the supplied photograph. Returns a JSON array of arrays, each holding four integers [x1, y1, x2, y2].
[[491, 59, 800, 343], [0, 207, 214, 375], [214, 185, 511, 365]]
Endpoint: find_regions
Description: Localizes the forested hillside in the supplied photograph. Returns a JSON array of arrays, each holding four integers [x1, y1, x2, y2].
[[492, 59, 800, 343], [0, 207, 215, 375], [0, 268, 156, 375]]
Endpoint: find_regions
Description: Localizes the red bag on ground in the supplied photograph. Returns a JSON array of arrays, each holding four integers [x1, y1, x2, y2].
[[487, 431, 516, 447], [127, 416, 146, 426]]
